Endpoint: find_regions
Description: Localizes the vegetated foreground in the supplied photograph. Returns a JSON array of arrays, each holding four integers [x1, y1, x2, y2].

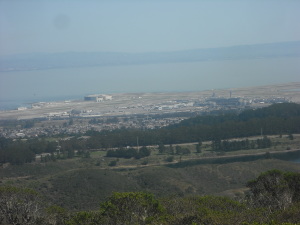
[[1, 103, 300, 224], [1, 157, 300, 208], [0, 168, 300, 224], [1, 133, 299, 212]]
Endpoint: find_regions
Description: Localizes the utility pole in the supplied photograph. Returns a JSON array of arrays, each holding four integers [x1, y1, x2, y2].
[[137, 136, 139, 151]]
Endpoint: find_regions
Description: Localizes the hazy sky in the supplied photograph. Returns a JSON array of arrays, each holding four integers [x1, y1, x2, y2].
[[1, 0, 300, 56], [1, 0, 300, 105]]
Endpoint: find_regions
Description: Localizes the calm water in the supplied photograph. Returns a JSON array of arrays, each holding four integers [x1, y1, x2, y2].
[[0, 57, 299, 110], [292, 158, 300, 163]]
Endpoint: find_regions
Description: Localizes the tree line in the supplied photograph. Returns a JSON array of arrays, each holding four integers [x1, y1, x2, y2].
[[106, 146, 151, 159], [0, 137, 89, 165], [211, 136, 272, 151]]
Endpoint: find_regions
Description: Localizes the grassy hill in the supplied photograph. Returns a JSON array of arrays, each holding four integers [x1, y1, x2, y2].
[[1, 155, 300, 211]]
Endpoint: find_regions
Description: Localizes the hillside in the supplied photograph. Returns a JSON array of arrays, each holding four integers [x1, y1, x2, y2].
[[2, 167, 300, 225], [1, 156, 300, 211]]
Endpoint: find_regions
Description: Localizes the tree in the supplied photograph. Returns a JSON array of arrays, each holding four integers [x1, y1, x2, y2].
[[46, 141, 57, 153], [108, 160, 117, 167], [1, 145, 35, 165], [69, 118, 74, 126], [45, 205, 68, 225], [0, 186, 44, 224], [84, 151, 91, 158], [138, 146, 151, 158], [67, 148, 75, 158], [288, 133, 294, 140], [175, 145, 182, 155], [175, 146, 190, 155], [196, 141, 202, 153], [65, 211, 104, 225], [246, 170, 299, 211], [100, 192, 165, 225], [212, 138, 222, 151], [165, 156, 174, 162], [169, 144, 174, 155], [158, 143, 166, 154]]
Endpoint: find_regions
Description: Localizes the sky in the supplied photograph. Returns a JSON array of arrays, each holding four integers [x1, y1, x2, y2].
[[1, 0, 300, 56]]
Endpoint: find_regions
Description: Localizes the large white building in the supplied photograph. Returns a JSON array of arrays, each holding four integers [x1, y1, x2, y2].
[[84, 94, 112, 102]]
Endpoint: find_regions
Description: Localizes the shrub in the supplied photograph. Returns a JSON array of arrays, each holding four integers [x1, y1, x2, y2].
[[100, 192, 165, 224], [108, 160, 117, 167]]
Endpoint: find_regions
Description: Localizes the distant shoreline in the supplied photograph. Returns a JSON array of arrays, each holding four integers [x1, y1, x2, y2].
[[0, 95, 83, 111], [0, 81, 299, 112], [1, 41, 300, 72]]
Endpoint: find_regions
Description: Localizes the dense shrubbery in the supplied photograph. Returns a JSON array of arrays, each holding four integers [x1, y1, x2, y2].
[[1, 170, 300, 224], [246, 169, 300, 211]]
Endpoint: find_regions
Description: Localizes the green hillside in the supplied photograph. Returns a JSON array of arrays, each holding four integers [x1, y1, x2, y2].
[[1, 156, 300, 211], [1, 164, 300, 224]]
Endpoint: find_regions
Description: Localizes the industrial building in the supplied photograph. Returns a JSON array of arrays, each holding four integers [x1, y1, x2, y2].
[[84, 94, 112, 102], [207, 97, 242, 107]]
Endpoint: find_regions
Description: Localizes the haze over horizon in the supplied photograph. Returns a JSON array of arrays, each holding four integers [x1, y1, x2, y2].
[[1, 0, 300, 56], [0, 0, 300, 107]]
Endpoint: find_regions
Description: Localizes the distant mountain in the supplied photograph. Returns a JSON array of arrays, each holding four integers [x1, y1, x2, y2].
[[1, 41, 300, 72]]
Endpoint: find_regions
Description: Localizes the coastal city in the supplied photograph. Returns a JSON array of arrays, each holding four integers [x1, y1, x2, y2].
[[0, 82, 299, 139]]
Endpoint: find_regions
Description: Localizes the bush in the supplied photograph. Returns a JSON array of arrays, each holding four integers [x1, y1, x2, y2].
[[100, 192, 165, 225], [165, 156, 174, 162], [141, 159, 148, 165], [108, 160, 117, 167]]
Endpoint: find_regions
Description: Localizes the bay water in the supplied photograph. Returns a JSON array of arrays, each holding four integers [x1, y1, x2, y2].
[[1, 57, 299, 110]]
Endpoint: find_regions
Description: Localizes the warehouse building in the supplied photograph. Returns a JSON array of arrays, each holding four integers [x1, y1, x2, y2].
[[84, 94, 112, 102]]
